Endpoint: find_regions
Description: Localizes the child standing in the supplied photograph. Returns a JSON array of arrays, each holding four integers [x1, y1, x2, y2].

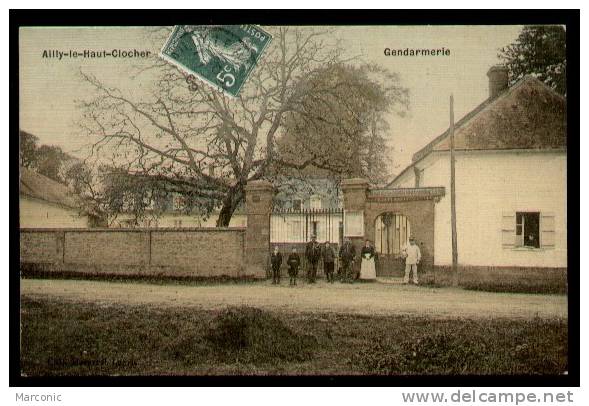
[[287, 247, 301, 286]]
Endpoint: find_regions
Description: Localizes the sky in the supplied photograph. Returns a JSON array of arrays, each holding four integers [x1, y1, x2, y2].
[[19, 25, 522, 175]]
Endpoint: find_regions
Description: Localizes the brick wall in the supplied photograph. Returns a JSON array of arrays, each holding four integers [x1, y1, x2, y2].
[[364, 199, 436, 274], [341, 179, 438, 277], [20, 228, 246, 278]]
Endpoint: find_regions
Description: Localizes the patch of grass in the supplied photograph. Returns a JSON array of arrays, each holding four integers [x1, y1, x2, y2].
[[461, 281, 566, 295], [420, 267, 567, 294], [351, 318, 567, 374], [20, 297, 568, 376], [206, 306, 316, 364]]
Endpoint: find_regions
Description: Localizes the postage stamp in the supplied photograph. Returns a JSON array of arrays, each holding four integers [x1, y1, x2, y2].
[[159, 25, 273, 97]]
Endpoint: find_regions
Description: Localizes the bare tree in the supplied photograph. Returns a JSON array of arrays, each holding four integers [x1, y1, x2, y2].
[[78, 27, 408, 226]]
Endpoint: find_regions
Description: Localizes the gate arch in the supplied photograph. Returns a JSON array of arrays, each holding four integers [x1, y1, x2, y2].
[[374, 212, 411, 276]]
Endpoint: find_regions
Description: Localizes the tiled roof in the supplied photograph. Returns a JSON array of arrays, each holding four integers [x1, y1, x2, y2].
[[412, 76, 566, 162], [389, 76, 566, 188], [20, 166, 80, 210]]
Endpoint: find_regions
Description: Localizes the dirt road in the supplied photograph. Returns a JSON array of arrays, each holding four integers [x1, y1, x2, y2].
[[20, 278, 567, 319]]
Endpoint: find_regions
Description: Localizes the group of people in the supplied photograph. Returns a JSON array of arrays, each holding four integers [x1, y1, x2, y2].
[[269, 235, 422, 286]]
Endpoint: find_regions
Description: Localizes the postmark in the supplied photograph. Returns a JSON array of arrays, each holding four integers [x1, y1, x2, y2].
[[159, 25, 273, 97]]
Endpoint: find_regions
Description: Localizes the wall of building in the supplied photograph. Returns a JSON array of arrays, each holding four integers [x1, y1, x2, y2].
[[392, 150, 567, 269], [20, 228, 247, 278], [392, 167, 416, 188], [20, 196, 89, 228]]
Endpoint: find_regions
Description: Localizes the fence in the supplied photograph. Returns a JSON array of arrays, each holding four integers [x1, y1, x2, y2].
[[270, 208, 343, 244], [20, 227, 246, 278], [268, 208, 344, 279]]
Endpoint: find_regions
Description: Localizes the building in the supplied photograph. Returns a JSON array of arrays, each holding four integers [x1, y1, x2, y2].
[[271, 177, 343, 245], [20, 166, 101, 228], [388, 66, 567, 272], [111, 210, 247, 228], [110, 193, 247, 228]]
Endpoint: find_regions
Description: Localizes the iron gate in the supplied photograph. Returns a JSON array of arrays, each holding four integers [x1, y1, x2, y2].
[[269, 208, 344, 277]]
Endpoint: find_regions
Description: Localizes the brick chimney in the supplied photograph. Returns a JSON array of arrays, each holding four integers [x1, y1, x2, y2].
[[487, 65, 509, 99]]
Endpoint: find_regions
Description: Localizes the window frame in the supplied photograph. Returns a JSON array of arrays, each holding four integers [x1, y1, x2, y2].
[[515, 211, 541, 249], [500, 208, 558, 251]]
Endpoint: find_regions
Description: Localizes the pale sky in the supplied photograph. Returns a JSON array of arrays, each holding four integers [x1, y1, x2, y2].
[[19, 25, 522, 174]]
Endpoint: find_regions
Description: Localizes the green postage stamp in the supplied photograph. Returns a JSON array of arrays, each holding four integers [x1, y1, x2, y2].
[[160, 25, 273, 97]]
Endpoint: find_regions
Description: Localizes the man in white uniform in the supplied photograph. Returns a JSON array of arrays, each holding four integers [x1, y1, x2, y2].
[[402, 237, 421, 284]]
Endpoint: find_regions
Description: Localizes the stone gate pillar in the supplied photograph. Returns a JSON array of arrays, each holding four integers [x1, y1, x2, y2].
[[244, 180, 273, 278], [341, 178, 369, 211], [341, 178, 369, 252]]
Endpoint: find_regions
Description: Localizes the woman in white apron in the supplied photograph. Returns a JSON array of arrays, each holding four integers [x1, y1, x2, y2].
[[359, 240, 377, 281]]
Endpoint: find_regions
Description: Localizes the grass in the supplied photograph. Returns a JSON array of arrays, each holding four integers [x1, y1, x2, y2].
[[20, 296, 568, 376], [20, 264, 261, 287], [420, 267, 567, 294], [205, 306, 316, 364], [460, 281, 566, 294]]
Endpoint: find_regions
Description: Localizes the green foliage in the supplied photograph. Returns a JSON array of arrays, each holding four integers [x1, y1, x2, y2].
[[277, 63, 409, 184], [19, 130, 73, 184], [19, 131, 39, 168], [499, 25, 566, 95]]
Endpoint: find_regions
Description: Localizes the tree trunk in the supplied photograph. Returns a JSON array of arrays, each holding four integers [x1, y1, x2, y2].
[[216, 204, 234, 227], [215, 185, 245, 227]]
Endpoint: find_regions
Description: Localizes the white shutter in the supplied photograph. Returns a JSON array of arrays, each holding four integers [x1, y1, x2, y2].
[[541, 212, 556, 248], [501, 212, 516, 248]]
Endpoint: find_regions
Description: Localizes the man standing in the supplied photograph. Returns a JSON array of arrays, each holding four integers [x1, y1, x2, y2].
[[339, 238, 356, 283], [402, 237, 421, 284], [322, 241, 336, 283], [270, 245, 283, 285], [305, 235, 321, 283]]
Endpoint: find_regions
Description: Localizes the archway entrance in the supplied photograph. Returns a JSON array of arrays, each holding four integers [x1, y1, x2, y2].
[[374, 212, 411, 276]]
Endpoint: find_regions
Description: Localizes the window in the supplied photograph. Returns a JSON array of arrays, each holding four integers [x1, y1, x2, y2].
[[502, 211, 554, 249], [310, 195, 322, 210], [516, 212, 540, 248], [291, 199, 302, 211]]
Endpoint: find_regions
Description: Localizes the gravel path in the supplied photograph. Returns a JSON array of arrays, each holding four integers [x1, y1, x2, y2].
[[20, 278, 567, 319]]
